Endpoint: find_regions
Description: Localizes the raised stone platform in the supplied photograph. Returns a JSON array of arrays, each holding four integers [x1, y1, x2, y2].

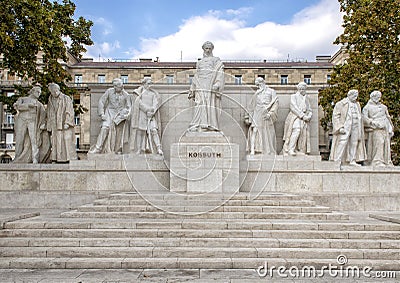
[[170, 132, 239, 194], [0, 157, 399, 210]]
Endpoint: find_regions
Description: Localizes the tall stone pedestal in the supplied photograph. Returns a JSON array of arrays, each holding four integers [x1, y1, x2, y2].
[[170, 132, 239, 194]]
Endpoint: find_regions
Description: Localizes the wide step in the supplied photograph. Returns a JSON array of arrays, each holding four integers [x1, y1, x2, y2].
[[2, 237, 400, 249], [59, 211, 349, 220], [1, 192, 399, 270], [0, 257, 398, 271]]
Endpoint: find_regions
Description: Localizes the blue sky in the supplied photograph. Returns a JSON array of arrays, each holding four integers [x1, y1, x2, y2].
[[73, 0, 343, 61]]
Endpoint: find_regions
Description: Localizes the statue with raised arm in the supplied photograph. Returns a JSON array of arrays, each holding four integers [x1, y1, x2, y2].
[[329, 89, 366, 166], [89, 78, 131, 154], [130, 77, 163, 155], [188, 41, 224, 132], [362, 90, 393, 167], [282, 82, 312, 156], [47, 83, 77, 163], [245, 77, 279, 155], [13, 86, 50, 163]]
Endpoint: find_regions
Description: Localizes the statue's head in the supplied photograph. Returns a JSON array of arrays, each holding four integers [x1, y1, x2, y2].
[[28, 86, 41, 99], [255, 77, 265, 87], [370, 90, 382, 103], [48, 83, 60, 97], [202, 41, 214, 50], [297, 82, 307, 95], [112, 78, 123, 92], [347, 89, 359, 102], [141, 77, 152, 86], [202, 41, 214, 56]]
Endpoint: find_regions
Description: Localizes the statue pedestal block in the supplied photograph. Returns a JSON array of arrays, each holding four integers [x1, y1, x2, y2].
[[170, 132, 239, 194]]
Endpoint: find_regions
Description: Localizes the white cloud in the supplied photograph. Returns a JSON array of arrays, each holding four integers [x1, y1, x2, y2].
[[131, 0, 343, 62], [208, 7, 253, 19], [84, 40, 121, 61], [94, 17, 113, 36]]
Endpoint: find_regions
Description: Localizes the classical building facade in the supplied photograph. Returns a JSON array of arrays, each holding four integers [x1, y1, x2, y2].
[[1, 50, 343, 158]]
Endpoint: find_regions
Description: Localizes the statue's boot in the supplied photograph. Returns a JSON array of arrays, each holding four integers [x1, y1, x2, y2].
[[89, 127, 109, 153], [287, 128, 300, 156], [152, 132, 163, 155], [32, 145, 39, 164]]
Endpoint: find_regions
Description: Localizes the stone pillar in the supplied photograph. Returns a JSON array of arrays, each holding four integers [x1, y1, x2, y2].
[[170, 132, 239, 194]]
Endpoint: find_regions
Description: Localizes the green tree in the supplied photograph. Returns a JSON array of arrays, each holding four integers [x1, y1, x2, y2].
[[0, 0, 93, 112], [320, 0, 400, 164]]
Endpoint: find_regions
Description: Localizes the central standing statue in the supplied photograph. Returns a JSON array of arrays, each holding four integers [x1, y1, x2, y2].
[[188, 41, 224, 132]]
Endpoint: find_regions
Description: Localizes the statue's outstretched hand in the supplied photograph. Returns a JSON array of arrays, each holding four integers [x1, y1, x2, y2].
[[188, 91, 195, 100]]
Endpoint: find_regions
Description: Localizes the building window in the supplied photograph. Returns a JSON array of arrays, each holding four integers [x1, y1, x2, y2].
[[304, 75, 311, 85], [74, 115, 80, 125], [5, 113, 14, 126], [6, 133, 14, 149], [121, 75, 128, 83], [327, 74, 331, 83], [166, 75, 174, 84], [74, 74, 82, 84], [280, 75, 288, 85], [75, 135, 80, 149], [188, 75, 194, 85], [234, 75, 242, 85], [98, 74, 105, 83]]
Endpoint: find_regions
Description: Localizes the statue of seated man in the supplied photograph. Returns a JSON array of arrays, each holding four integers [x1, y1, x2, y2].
[[90, 78, 131, 154]]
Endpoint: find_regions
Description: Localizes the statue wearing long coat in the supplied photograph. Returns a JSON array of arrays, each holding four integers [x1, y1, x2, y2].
[[189, 56, 224, 131], [362, 99, 393, 166], [47, 92, 76, 162], [282, 91, 312, 154], [329, 97, 366, 162], [246, 87, 279, 154]]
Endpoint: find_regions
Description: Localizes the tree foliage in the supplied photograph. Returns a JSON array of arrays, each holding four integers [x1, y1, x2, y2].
[[319, 0, 400, 164], [0, 0, 93, 112]]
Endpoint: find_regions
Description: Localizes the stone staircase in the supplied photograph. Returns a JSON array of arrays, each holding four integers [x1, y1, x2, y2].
[[0, 192, 399, 270]]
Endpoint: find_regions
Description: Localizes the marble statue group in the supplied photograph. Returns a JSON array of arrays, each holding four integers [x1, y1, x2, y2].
[[13, 83, 76, 163], [330, 89, 394, 167], [11, 41, 395, 167]]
